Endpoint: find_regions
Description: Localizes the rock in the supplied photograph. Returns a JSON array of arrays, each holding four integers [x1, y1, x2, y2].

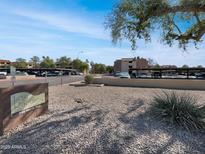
[[74, 98, 85, 104]]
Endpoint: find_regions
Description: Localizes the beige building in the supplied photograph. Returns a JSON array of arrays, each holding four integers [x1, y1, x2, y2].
[[0, 59, 11, 67], [114, 57, 149, 73], [27, 62, 34, 69]]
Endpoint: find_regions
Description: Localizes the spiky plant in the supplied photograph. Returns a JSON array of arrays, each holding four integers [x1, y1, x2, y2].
[[150, 91, 205, 131], [84, 75, 94, 84]]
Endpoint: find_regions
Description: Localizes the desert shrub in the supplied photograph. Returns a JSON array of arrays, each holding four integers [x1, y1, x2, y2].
[[150, 91, 205, 131], [84, 74, 94, 84]]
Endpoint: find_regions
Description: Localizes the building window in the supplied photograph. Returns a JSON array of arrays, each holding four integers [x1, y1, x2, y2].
[[129, 66, 132, 69]]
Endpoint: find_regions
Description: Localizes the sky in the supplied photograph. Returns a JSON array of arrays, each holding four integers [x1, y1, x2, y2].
[[0, 0, 204, 66]]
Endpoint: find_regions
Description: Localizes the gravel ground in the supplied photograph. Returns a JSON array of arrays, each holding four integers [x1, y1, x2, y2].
[[0, 84, 205, 154]]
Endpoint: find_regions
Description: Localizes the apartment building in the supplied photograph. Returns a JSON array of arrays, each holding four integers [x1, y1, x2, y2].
[[114, 57, 149, 73]]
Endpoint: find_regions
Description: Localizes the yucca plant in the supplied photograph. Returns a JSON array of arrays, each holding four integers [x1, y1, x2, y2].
[[150, 91, 205, 131], [84, 74, 94, 84]]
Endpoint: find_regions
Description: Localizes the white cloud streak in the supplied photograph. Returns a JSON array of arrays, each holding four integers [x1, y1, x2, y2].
[[4, 7, 110, 41]]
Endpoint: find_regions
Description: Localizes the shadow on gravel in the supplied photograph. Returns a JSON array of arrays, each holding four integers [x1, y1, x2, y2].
[[82, 99, 146, 154], [118, 99, 205, 153], [1, 98, 205, 154], [0, 104, 108, 153], [83, 128, 123, 154]]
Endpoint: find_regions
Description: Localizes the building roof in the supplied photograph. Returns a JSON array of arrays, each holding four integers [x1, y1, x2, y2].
[[116, 57, 147, 61], [121, 58, 135, 61], [0, 59, 11, 63], [161, 65, 178, 68]]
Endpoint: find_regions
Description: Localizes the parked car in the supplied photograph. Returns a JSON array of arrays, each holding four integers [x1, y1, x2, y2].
[[15, 71, 29, 76], [137, 73, 152, 78], [0, 74, 6, 79], [41, 71, 61, 77], [196, 73, 205, 79], [114, 72, 130, 79], [188, 75, 196, 79], [75, 72, 83, 76], [0, 72, 7, 76]]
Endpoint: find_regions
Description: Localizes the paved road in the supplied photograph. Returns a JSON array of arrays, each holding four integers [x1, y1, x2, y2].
[[0, 76, 84, 88]]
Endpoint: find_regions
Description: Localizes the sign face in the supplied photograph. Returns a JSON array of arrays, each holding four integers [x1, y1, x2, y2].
[[10, 66, 16, 76], [10, 66, 16, 85], [10, 92, 46, 115], [0, 83, 48, 135]]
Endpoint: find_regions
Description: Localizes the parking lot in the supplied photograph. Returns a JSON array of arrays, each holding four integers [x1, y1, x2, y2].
[[0, 76, 84, 88]]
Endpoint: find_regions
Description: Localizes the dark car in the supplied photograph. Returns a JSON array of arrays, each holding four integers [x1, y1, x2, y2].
[[0, 74, 6, 79], [196, 73, 205, 79]]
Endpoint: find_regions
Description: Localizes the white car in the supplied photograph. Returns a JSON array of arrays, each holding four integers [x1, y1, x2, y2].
[[0, 72, 7, 76], [114, 72, 130, 79]]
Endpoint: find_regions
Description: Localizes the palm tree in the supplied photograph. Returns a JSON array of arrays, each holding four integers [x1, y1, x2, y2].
[[30, 56, 40, 68], [80, 62, 89, 74]]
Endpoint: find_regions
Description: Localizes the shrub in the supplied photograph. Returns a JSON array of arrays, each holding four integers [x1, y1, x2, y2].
[[84, 75, 94, 84], [150, 91, 205, 131]]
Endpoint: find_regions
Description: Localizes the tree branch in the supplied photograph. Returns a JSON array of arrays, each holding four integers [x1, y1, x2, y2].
[[172, 20, 205, 41], [107, 1, 205, 49], [165, 5, 205, 14]]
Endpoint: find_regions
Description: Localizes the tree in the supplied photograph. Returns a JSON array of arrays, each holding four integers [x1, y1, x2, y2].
[[197, 65, 203, 68], [85, 59, 89, 64], [14, 58, 28, 68], [91, 63, 107, 74], [182, 64, 189, 68], [154, 64, 161, 68], [30, 56, 40, 68], [148, 58, 157, 66], [56, 56, 72, 68], [80, 62, 89, 74], [40, 56, 55, 68], [90, 61, 95, 70], [106, 66, 114, 73], [72, 59, 89, 73], [106, 0, 205, 50], [72, 59, 83, 71]]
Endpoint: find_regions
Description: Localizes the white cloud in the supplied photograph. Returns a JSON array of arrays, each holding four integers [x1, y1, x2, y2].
[[132, 40, 205, 67], [1, 6, 110, 41]]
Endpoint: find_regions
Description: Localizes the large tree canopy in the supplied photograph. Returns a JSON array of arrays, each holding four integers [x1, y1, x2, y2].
[[106, 0, 205, 50], [56, 56, 72, 68], [40, 56, 56, 68], [14, 58, 28, 68]]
